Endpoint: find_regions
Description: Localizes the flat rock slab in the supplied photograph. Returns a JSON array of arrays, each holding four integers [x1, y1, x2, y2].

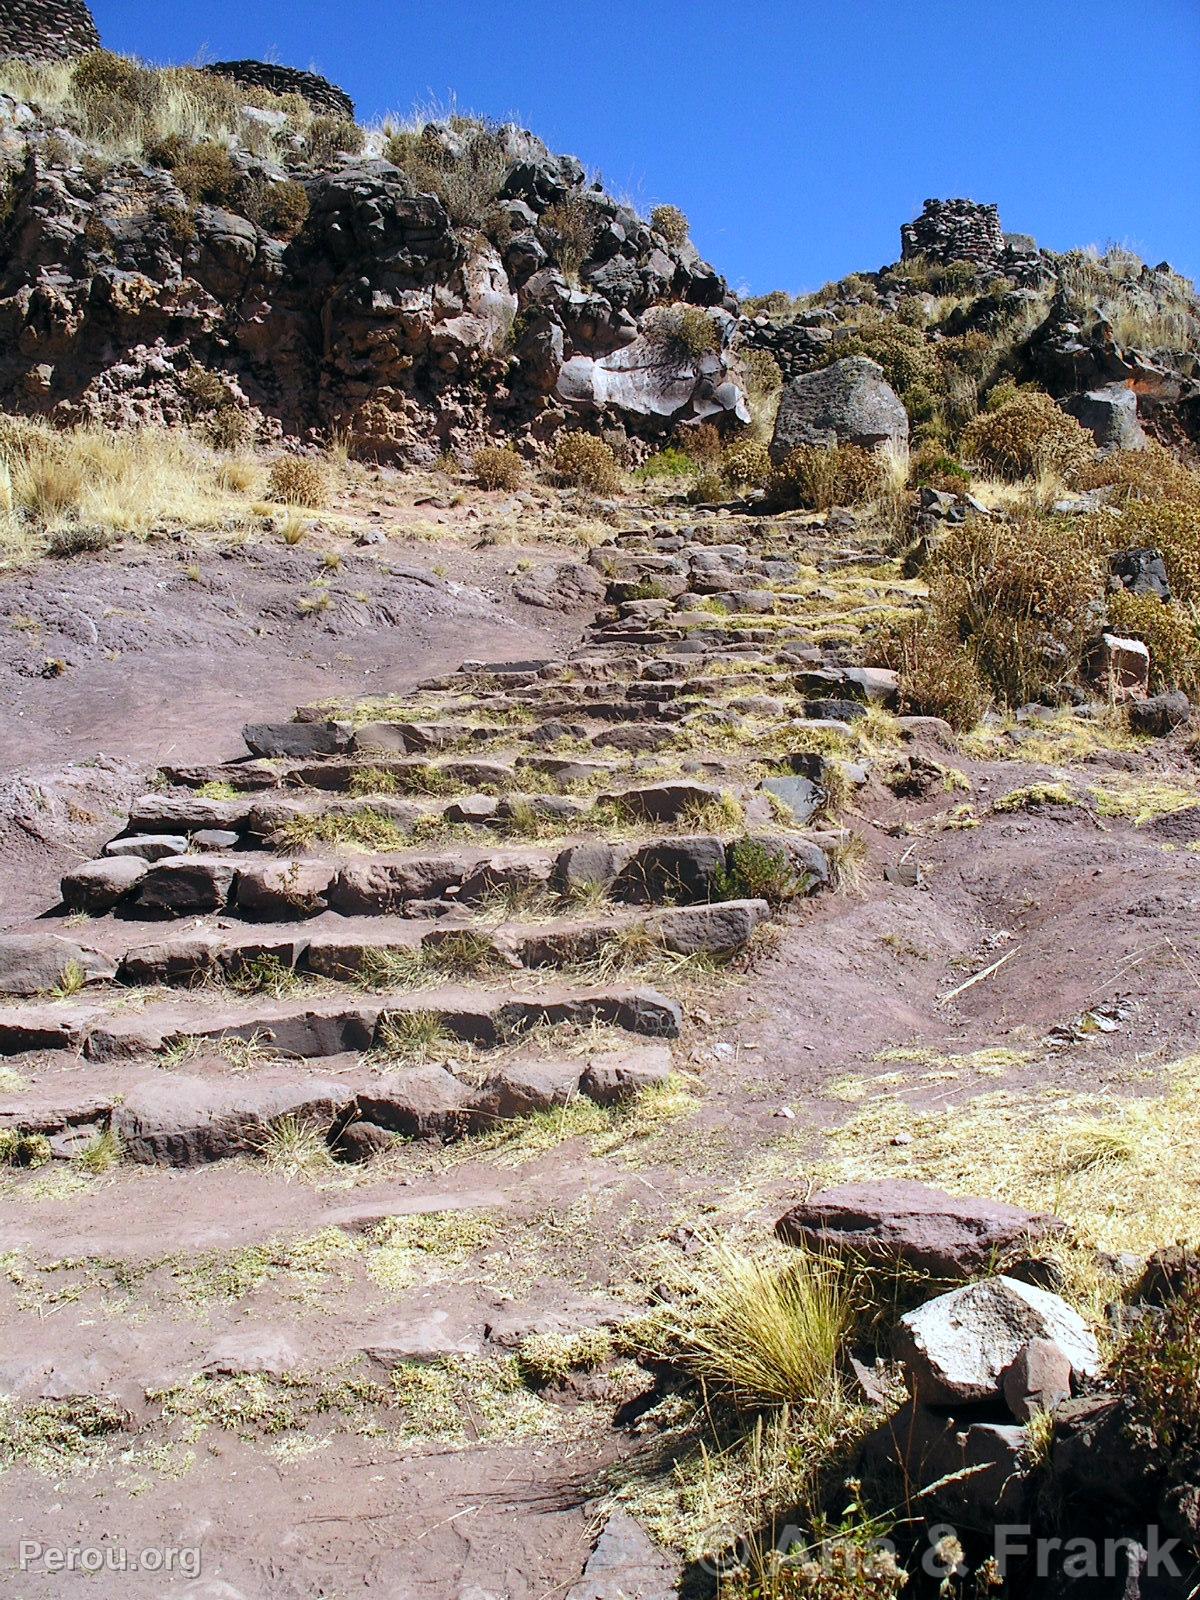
[[0, 934, 116, 997], [565, 1510, 679, 1600], [775, 1180, 1066, 1278]]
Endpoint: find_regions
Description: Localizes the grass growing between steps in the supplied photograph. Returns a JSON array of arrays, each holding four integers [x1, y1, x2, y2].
[[455, 1073, 699, 1167]]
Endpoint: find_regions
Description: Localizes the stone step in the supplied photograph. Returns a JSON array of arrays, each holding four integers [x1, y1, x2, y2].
[[56, 831, 761, 923], [10, 898, 768, 993], [0, 983, 685, 1061], [0, 1040, 674, 1166]]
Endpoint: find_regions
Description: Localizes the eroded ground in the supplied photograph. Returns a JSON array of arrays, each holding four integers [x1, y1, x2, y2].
[[0, 483, 1197, 1598]]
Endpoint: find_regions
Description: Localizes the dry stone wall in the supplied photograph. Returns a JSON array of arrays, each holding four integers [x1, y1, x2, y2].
[[202, 60, 355, 119], [0, 0, 100, 60], [901, 197, 1006, 270]]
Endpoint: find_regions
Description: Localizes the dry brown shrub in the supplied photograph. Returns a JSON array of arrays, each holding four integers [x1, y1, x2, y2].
[[473, 444, 524, 491], [722, 438, 773, 488], [873, 615, 989, 729], [766, 444, 884, 510], [548, 432, 621, 494], [962, 390, 1094, 482], [649, 203, 689, 247], [267, 456, 329, 506], [1107, 590, 1200, 691], [1077, 443, 1200, 507]]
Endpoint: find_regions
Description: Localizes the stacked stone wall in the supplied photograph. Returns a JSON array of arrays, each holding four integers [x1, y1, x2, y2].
[[202, 60, 354, 119], [901, 198, 1006, 269], [0, 0, 100, 60]]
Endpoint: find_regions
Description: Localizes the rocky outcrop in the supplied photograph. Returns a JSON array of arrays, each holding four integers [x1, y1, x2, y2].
[[201, 61, 355, 120], [0, 121, 741, 457], [775, 1180, 1067, 1278]]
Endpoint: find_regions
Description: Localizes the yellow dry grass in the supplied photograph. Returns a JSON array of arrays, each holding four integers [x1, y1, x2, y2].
[[0, 420, 257, 566]]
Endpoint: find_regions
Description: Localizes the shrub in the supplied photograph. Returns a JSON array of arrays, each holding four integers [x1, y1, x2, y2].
[[180, 364, 234, 414], [156, 138, 243, 207], [723, 437, 773, 489], [687, 469, 727, 505], [202, 408, 256, 453], [1107, 590, 1200, 691], [767, 444, 884, 511], [303, 116, 365, 168], [473, 444, 524, 491], [0, 1129, 51, 1167], [384, 120, 511, 227], [908, 443, 971, 491], [1077, 443, 1200, 508], [267, 457, 330, 506], [839, 317, 938, 395], [48, 524, 112, 558], [649, 203, 689, 247], [646, 304, 721, 368], [962, 389, 1094, 482], [539, 194, 601, 279], [872, 615, 989, 730], [548, 432, 621, 494], [716, 837, 808, 906], [925, 514, 1103, 706], [1112, 1254, 1200, 1463], [678, 421, 723, 462], [1108, 499, 1200, 600], [255, 179, 309, 240]]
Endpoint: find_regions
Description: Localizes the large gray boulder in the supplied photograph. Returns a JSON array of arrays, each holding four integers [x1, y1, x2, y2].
[[770, 356, 908, 462], [1061, 383, 1146, 451], [894, 1276, 1100, 1406]]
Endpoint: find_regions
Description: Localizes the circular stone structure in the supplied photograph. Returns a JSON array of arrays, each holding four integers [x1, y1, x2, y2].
[[0, 0, 101, 60], [201, 60, 355, 120]]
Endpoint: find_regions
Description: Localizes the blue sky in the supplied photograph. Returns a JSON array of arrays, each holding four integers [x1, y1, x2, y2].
[[95, 0, 1200, 294]]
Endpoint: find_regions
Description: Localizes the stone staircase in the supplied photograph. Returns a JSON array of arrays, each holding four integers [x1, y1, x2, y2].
[[0, 514, 911, 1172]]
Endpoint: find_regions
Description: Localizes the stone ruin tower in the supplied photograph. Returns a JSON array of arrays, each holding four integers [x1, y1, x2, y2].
[[900, 198, 1006, 271], [0, 0, 101, 59]]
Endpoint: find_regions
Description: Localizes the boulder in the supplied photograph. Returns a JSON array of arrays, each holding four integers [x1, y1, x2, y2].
[[893, 1276, 1100, 1406], [0, 934, 115, 997], [770, 357, 908, 463], [1111, 546, 1171, 600], [104, 835, 189, 862], [235, 861, 337, 920], [760, 773, 822, 824], [775, 1180, 1066, 1278], [113, 1071, 346, 1165], [467, 1058, 583, 1126], [1129, 690, 1191, 737], [865, 1400, 1035, 1526], [578, 1046, 673, 1106], [61, 856, 148, 913], [243, 721, 352, 758], [1061, 383, 1146, 451], [614, 836, 727, 904], [131, 858, 236, 918], [565, 1510, 679, 1600], [1100, 632, 1151, 699], [1001, 1336, 1073, 1422], [609, 781, 720, 822], [646, 899, 768, 955], [329, 858, 464, 914], [353, 1065, 473, 1139], [514, 561, 606, 610], [552, 841, 621, 894]]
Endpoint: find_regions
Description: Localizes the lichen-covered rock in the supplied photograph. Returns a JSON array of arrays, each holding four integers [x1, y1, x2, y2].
[[770, 356, 908, 461]]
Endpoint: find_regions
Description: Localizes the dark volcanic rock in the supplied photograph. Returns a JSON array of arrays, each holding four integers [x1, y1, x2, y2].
[[775, 1180, 1067, 1277]]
